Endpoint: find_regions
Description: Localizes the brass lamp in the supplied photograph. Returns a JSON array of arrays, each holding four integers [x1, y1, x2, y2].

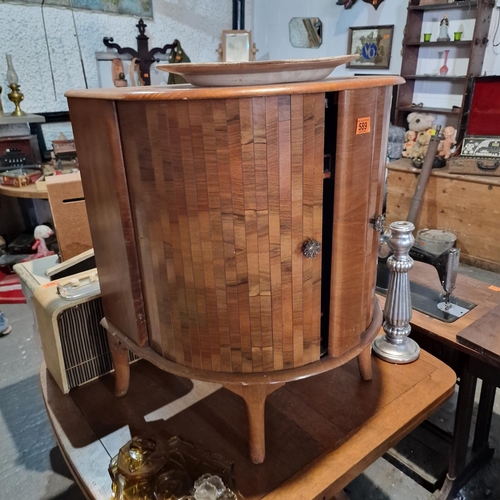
[[6, 54, 26, 117]]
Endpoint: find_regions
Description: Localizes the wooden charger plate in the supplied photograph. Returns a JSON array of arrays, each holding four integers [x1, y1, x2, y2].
[[156, 55, 358, 87]]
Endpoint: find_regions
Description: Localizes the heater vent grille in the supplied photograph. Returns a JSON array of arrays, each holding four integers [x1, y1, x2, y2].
[[57, 298, 138, 390]]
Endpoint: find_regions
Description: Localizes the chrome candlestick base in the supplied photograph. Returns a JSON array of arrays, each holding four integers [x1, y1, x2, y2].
[[373, 335, 420, 364], [373, 221, 420, 364]]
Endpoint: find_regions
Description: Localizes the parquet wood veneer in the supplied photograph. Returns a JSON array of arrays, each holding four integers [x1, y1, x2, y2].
[[67, 76, 403, 463]]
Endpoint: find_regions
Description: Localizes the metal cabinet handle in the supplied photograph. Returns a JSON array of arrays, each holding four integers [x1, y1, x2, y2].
[[302, 239, 321, 258]]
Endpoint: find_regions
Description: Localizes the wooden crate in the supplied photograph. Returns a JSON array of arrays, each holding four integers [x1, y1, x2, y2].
[[386, 158, 500, 272]]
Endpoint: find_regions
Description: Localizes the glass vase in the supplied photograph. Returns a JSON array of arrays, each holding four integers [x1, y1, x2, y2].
[[439, 50, 450, 76], [6, 54, 18, 85]]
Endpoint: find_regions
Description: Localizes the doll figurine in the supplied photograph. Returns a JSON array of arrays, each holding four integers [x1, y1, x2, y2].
[[22, 225, 55, 261], [438, 14, 450, 42], [439, 126, 456, 159], [402, 130, 417, 158]]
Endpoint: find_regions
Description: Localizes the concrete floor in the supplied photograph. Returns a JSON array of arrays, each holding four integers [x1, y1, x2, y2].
[[0, 263, 498, 499]]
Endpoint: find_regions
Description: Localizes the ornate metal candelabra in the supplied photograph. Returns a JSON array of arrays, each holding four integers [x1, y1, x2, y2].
[[103, 19, 178, 86], [373, 221, 420, 364]]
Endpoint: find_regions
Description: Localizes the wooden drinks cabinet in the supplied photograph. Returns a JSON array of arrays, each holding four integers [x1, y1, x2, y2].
[[67, 75, 403, 463]]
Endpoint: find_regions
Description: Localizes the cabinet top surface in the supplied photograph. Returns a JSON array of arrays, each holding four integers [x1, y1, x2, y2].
[[65, 76, 404, 101]]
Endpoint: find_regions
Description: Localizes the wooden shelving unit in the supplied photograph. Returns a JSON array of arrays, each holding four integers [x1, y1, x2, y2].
[[396, 105, 461, 115], [404, 40, 472, 46], [402, 75, 467, 80], [395, 0, 494, 143], [410, 1, 478, 10]]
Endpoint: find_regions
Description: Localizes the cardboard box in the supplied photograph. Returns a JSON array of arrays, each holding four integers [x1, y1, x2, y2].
[[46, 172, 93, 261]]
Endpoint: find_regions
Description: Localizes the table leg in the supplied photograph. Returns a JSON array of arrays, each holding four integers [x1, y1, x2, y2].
[[438, 368, 477, 500], [107, 331, 131, 397], [332, 491, 350, 500], [357, 345, 373, 381], [224, 382, 285, 464], [472, 381, 496, 453]]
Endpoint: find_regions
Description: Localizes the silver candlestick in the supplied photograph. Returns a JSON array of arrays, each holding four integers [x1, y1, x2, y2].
[[373, 221, 420, 364]]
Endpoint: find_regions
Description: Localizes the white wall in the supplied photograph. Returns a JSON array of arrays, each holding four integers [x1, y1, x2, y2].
[[1, 0, 497, 118], [253, 0, 500, 78], [483, 7, 500, 76], [253, 0, 408, 77], [0, 0, 253, 115]]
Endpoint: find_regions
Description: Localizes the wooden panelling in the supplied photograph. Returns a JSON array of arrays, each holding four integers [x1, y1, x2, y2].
[[67, 98, 148, 346], [328, 87, 390, 357], [116, 95, 325, 372], [386, 159, 500, 273]]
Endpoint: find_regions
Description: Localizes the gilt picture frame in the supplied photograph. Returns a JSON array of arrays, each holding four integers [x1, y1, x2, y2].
[[347, 25, 394, 69]]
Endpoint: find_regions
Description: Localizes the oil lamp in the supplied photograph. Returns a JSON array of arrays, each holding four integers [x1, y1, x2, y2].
[[6, 54, 26, 116]]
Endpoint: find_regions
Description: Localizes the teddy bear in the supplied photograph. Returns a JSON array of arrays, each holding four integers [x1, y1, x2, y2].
[[438, 126, 456, 159], [402, 130, 417, 158], [407, 112, 436, 133], [409, 131, 431, 160]]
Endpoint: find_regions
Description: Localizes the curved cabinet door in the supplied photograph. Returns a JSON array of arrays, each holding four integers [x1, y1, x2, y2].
[[117, 94, 325, 373]]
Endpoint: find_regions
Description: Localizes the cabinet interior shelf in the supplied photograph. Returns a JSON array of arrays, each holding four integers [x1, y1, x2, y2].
[[405, 40, 472, 47], [402, 75, 467, 80], [397, 105, 461, 115], [410, 1, 477, 11]]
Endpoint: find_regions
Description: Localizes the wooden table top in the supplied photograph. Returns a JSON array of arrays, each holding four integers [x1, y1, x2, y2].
[[378, 261, 500, 358], [457, 304, 500, 367], [0, 182, 48, 199], [66, 75, 404, 101], [42, 349, 455, 500]]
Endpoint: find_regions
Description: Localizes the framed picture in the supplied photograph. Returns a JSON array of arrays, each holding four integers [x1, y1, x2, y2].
[[221, 30, 252, 62], [347, 25, 394, 69]]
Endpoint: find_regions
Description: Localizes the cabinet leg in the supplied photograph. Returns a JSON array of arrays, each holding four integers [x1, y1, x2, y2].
[[357, 346, 373, 381], [107, 332, 130, 397], [224, 382, 285, 464]]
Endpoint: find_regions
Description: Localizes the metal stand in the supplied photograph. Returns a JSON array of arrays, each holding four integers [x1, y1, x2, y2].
[[373, 221, 420, 364], [103, 19, 178, 86]]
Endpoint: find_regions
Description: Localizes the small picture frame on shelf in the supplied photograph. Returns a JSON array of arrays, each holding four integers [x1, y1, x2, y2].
[[220, 30, 253, 62], [347, 25, 394, 69]]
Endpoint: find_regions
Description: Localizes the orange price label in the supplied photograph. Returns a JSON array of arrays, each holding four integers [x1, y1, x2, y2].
[[489, 285, 500, 292], [42, 281, 59, 288], [356, 117, 371, 135]]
